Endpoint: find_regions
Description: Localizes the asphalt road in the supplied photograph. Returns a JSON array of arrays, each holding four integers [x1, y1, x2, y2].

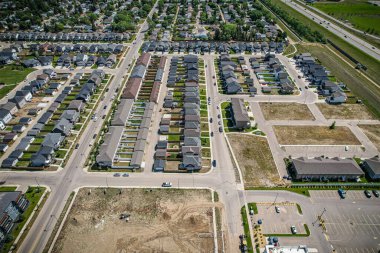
[[282, 0, 380, 61], [14, 7, 156, 252]]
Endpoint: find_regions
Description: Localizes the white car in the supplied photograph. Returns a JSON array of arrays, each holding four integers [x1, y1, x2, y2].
[[162, 182, 172, 187], [291, 226, 297, 234]]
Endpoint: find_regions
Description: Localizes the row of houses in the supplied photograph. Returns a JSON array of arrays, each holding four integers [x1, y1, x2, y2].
[[1, 70, 104, 168], [0, 191, 29, 247], [121, 53, 151, 99], [53, 53, 116, 68], [290, 156, 380, 181], [219, 54, 241, 94], [29, 43, 124, 54], [150, 56, 166, 103], [294, 53, 347, 104], [0, 32, 131, 42], [96, 53, 153, 168], [141, 41, 285, 54], [256, 53, 295, 94], [0, 69, 55, 129], [155, 55, 202, 172]]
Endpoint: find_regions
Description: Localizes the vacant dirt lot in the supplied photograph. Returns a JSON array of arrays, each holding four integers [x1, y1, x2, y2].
[[228, 134, 280, 187], [52, 188, 216, 253], [359, 124, 380, 151], [316, 103, 375, 120], [273, 126, 361, 145], [260, 102, 315, 121]]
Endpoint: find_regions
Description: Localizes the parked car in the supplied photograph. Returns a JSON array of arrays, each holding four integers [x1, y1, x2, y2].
[[338, 188, 346, 199], [372, 190, 379, 198], [211, 132, 214, 137], [103, 105, 107, 109], [75, 143, 79, 149], [219, 127, 223, 133], [217, 114, 221, 119], [210, 118, 213, 123], [218, 121, 221, 125], [162, 182, 172, 187], [364, 190, 372, 198], [122, 173, 129, 177], [102, 115, 106, 119], [275, 206, 280, 213], [212, 160, 216, 167], [93, 134, 97, 139], [114, 173, 121, 177], [291, 226, 297, 234]]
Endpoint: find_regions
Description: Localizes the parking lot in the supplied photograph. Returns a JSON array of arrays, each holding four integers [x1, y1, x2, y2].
[[310, 190, 380, 252], [254, 203, 307, 235], [310, 190, 380, 201]]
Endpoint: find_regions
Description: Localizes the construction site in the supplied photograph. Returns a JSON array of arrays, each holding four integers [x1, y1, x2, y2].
[[51, 188, 220, 253]]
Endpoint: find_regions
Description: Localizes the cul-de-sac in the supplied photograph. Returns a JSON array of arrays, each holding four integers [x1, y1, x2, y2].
[[0, 0, 379, 252]]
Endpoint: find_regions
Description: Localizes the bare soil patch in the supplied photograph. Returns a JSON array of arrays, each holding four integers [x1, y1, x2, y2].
[[316, 103, 375, 120], [52, 188, 216, 253], [260, 102, 315, 121], [228, 134, 280, 187], [273, 126, 361, 145], [358, 124, 380, 151]]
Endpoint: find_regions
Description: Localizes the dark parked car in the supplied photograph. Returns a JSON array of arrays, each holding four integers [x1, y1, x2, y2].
[[364, 190, 372, 198], [219, 126, 223, 133], [75, 143, 79, 149], [212, 160, 216, 167], [372, 190, 379, 198]]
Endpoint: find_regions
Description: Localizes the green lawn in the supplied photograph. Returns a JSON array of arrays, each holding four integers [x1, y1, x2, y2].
[[313, 0, 380, 35], [0, 65, 35, 99], [0, 187, 17, 192], [240, 206, 254, 253]]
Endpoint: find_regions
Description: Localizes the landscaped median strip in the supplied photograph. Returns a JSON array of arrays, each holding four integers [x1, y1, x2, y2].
[[240, 205, 254, 253]]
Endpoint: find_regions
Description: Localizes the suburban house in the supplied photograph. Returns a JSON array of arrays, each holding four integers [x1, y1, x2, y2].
[[0, 191, 29, 245]]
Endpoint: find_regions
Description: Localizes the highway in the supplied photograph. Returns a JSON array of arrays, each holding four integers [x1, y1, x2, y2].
[[282, 0, 380, 61]]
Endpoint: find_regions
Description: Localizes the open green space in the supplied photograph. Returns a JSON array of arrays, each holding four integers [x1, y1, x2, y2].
[[313, 0, 380, 36], [0, 65, 35, 99]]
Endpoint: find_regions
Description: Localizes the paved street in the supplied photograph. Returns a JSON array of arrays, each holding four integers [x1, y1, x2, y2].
[[0, 4, 379, 253], [282, 0, 380, 60]]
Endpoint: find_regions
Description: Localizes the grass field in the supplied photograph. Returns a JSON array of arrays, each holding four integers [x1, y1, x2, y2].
[[228, 134, 280, 187], [295, 43, 380, 119], [358, 124, 380, 151], [0, 65, 35, 99], [269, 0, 380, 87], [316, 103, 375, 120], [313, 0, 380, 36], [260, 102, 315, 121], [273, 125, 361, 145]]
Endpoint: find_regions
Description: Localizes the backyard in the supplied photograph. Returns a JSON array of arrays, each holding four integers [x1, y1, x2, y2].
[[358, 124, 380, 151]]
